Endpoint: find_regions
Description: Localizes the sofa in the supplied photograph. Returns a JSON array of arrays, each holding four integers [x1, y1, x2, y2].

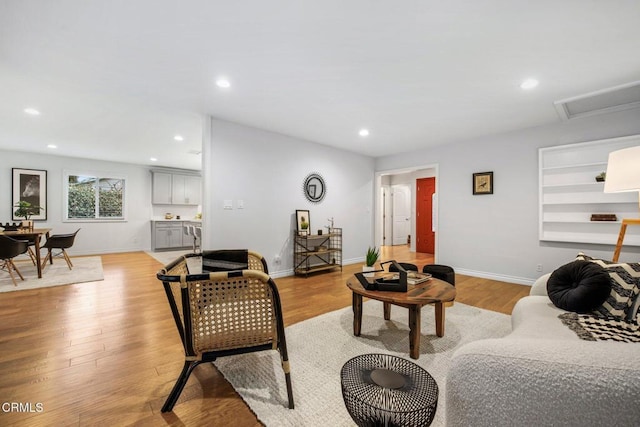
[[445, 272, 640, 426]]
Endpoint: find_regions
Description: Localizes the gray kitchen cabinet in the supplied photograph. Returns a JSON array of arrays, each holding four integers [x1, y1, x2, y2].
[[152, 171, 201, 205], [151, 221, 189, 250]]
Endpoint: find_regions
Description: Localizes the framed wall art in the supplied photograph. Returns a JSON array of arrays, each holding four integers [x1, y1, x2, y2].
[[472, 171, 493, 195], [296, 209, 310, 235], [12, 168, 47, 220]]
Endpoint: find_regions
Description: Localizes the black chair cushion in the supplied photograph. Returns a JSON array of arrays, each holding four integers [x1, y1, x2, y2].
[[547, 260, 611, 313], [202, 249, 249, 272]]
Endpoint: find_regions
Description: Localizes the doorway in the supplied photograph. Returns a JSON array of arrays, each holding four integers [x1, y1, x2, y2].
[[392, 185, 411, 245], [375, 165, 439, 260], [416, 177, 435, 253]]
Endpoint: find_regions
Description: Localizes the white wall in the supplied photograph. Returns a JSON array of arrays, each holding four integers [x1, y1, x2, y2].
[[0, 150, 154, 255], [202, 118, 375, 277], [376, 108, 640, 284]]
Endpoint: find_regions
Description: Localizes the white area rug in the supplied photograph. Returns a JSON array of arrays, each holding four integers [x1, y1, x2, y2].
[[0, 256, 104, 292], [215, 300, 512, 426]]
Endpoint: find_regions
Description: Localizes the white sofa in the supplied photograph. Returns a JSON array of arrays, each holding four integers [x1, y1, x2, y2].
[[445, 273, 640, 426]]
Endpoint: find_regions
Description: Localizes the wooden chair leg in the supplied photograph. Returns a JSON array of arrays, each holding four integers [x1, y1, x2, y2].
[[62, 249, 73, 269], [27, 247, 37, 266], [5, 260, 24, 286], [40, 250, 51, 271]]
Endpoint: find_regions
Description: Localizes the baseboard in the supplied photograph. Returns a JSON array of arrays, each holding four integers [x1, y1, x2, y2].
[[454, 268, 535, 286]]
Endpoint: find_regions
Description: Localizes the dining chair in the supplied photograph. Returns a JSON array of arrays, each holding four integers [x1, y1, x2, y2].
[[0, 235, 30, 286], [40, 229, 80, 271], [157, 251, 293, 412], [388, 262, 419, 272]]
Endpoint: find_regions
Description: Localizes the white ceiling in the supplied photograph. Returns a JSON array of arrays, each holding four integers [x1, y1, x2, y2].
[[1, 1, 639, 170]]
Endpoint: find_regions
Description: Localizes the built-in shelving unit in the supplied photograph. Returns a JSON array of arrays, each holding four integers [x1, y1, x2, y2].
[[293, 228, 342, 276], [539, 135, 640, 245]]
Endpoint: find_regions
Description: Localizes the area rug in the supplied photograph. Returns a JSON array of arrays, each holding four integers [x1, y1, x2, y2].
[[0, 256, 104, 292], [214, 300, 512, 426]]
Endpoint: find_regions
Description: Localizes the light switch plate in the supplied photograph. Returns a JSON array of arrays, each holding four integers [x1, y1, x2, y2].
[[223, 200, 233, 209]]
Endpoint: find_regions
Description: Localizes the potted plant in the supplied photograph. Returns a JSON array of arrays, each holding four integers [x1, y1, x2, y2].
[[13, 200, 43, 229], [363, 246, 380, 277], [595, 172, 606, 182]]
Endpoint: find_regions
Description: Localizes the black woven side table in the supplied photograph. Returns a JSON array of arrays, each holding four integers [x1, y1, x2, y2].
[[341, 353, 438, 427]]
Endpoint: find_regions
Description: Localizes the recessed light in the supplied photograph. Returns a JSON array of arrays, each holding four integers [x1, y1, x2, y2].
[[47, 144, 57, 149], [216, 78, 231, 88], [174, 135, 184, 141], [150, 157, 158, 162], [359, 129, 370, 137], [520, 79, 539, 90], [24, 108, 41, 115]]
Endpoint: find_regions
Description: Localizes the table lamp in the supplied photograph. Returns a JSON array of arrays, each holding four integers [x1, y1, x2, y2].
[[604, 145, 640, 261]]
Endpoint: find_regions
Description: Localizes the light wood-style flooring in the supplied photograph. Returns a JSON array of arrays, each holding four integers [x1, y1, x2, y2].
[[0, 246, 530, 426]]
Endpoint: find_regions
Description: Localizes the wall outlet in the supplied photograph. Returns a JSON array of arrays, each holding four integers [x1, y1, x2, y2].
[[536, 264, 543, 272], [274, 255, 281, 264]]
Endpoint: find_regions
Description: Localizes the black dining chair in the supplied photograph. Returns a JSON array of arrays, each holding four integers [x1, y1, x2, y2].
[[0, 235, 30, 286], [40, 229, 80, 271]]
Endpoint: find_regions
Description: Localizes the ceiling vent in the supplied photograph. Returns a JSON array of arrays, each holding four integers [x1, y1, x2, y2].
[[554, 80, 640, 121]]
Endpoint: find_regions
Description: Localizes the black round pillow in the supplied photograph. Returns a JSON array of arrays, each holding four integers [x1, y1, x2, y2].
[[547, 260, 611, 313]]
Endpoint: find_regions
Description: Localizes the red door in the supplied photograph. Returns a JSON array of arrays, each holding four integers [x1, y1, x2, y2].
[[416, 177, 435, 253]]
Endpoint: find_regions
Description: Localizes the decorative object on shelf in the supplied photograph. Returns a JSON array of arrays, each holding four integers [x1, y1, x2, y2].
[[13, 200, 43, 230], [317, 229, 323, 235], [12, 168, 47, 221], [164, 213, 174, 219], [302, 172, 326, 203], [296, 209, 310, 236], [363, 246, 380, 277], [604, 145, 640, 261], [472, 171, 493, 195], [590, 214, 617, 222], [2, 223, 21, 231], [595, 171, 606, 182], [326, 217, 335, 233]]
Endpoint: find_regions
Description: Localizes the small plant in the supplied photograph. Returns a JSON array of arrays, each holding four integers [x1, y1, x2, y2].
[[300, 216, 309, 230], [365, 246, 380, 267], [13, 200, 43, 220]]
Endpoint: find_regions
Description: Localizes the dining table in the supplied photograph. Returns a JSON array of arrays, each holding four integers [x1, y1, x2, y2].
[[0, 228, 51, 278]]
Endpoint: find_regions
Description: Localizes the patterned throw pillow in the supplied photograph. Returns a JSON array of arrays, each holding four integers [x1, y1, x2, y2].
[[576, 253, 640, 320]]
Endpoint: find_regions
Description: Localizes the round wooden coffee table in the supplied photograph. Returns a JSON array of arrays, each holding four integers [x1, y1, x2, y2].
[[346, 275, 456, 359]]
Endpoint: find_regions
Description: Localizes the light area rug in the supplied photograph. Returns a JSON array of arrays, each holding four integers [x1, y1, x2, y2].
[[0, 256, 104, 292], [215, 300, 512, 426]]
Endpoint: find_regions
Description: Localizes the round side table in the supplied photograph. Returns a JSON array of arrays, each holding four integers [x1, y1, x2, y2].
[[341, 353, 438, 427]]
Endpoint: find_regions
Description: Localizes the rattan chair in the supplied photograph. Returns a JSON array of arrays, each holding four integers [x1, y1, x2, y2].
[[157, 251, 293, 412], [0, 235, 29, 286], [40, 229, 80, 271]]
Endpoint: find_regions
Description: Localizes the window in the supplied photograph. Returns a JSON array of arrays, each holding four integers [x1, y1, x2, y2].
[[64, 171, 126, 221]]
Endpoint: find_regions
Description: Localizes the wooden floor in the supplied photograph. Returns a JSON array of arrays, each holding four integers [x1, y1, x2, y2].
[[0, 246, 530, 426]]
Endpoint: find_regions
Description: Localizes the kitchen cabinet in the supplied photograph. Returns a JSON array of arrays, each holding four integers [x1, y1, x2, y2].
[[152, 171, 201, 205], [171, 174, 201, 205], [539, 135, 640, 246], [151, 221, 189, 250]]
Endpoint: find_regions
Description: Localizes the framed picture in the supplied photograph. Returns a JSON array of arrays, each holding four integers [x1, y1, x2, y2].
[[12, 168, 47, 220], [296, 209, 310, 235], [473, 171, 493, 195]]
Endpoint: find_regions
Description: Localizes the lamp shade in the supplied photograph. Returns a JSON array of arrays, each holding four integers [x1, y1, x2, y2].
[[604, 146, 640, 193]]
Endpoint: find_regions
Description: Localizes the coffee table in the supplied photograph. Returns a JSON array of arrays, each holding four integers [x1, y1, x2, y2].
[[346, 274, 456, 359]]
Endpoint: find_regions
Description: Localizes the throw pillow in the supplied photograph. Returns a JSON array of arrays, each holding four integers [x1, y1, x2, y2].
[[547, 260, 611, 313], [576, 253, 640, 320]]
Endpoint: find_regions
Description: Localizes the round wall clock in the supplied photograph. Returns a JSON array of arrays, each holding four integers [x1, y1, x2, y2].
[[303, 172, 326, 203]]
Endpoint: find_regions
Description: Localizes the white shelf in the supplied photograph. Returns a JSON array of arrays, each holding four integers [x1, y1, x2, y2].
[[539, 135, 640, 246]]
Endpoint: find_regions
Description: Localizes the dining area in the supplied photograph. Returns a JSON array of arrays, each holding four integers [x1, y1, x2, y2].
[[0, 224, 79, 286]]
